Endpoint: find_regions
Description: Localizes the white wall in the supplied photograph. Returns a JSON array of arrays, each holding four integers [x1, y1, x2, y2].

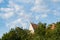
[[29, 23, 34, 33]]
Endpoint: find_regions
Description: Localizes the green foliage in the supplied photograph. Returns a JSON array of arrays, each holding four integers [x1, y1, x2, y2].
[[35, 22, 46, 40], [46, 22, 60, 40], [0, 39, 1, 40], [2, 29, 17, 40], [1, 22, 60, 40]]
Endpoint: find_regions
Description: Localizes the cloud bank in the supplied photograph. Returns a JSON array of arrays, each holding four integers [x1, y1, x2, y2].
[[0, 0, 60, 29]]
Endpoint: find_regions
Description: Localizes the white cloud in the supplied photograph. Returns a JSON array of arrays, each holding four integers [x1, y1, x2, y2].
[[31, 0, 50, 13], [53, 10, 60, 16], [21, 23, 27, 29], [2, 12, 14, 19], [0, 0, 3, 3], [0, 8, 14, 12], [41, 14, 48, 18], [8, 0, 24, 11], [0, 8, 14, 19], [30, 0, 50, 19], [35, 16, 40, 20], [57, 18, 60, 22], [52, 0, 60, 2], [6, 18, 29, 29], [3, 0, 30, 29], [0, 0, 24, 19], [17, 11, 31, 20], [14, 0, 34, 4], [8, 0, 25, 16], [31, 6, 49, 13], [0, 12, 14, 19], [19, 12, 24, 16], [6, 18, 22, 29], [0, 0, 54, 30], [35, 0, 43, 5]]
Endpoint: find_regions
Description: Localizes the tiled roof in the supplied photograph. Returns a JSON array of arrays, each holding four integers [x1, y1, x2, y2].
[[31, 23, 38, 30], [50, 24, 56, 30]]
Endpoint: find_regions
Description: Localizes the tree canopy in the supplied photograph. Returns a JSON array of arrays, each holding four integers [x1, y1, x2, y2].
[[0, 22, 60, 40]]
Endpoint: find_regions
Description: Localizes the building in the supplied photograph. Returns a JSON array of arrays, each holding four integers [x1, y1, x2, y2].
[[29, 23, 38, 33], [50, 23, 56, 30]]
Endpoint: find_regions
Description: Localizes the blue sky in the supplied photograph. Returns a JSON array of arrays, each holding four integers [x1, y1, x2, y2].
[[0, 0, 60, 38]]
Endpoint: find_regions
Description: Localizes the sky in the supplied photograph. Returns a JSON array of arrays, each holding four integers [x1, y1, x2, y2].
[[0, 0, 60, 38]]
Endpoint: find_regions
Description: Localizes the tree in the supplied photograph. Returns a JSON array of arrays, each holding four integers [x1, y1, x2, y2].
[[1, 22, 60, 40], [35, 22, 46, 40], [46, 22, 60, 40], [2, 29, 17, 40], [0, 39, 1, 40], [55, 22, 60, 40], [15, 27, 29, 40], [1, 27, 30, 40]]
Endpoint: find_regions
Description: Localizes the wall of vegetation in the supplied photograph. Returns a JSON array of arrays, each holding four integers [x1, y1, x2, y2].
[[0, 22, 60, 40]]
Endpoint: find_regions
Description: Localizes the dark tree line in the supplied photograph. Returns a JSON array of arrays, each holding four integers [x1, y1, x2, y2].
[[0, 22, 60, 40]]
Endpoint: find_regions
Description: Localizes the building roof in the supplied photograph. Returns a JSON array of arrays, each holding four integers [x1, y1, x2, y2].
[[50, 23, 56, 30], [31, 23, 38, 30]]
